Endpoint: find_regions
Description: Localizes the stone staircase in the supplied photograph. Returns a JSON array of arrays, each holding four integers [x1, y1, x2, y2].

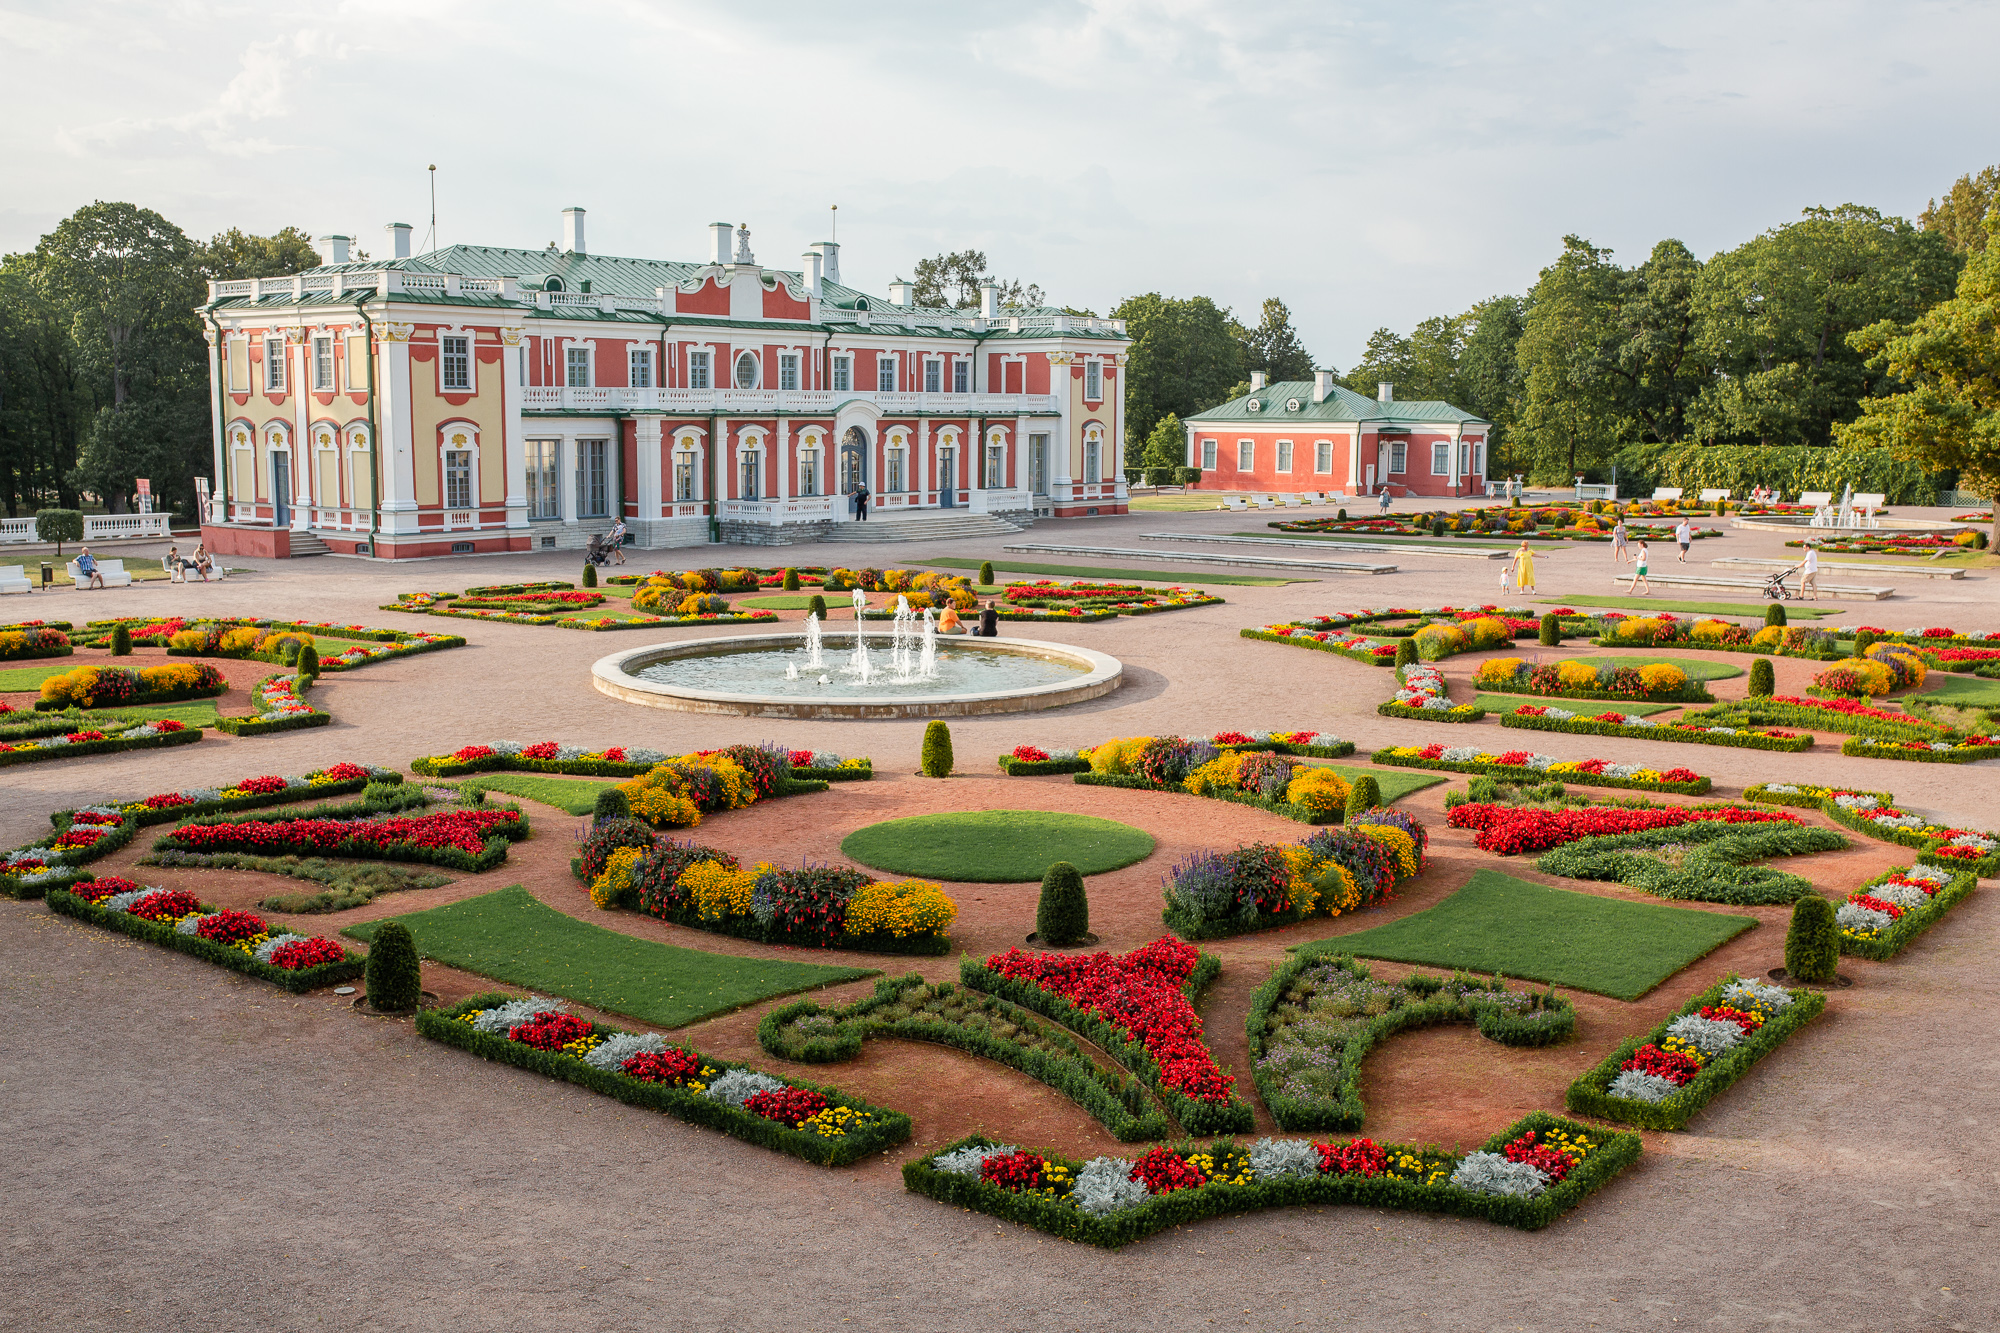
[[291, 530, 332, 557], [822, 511, 1029, 543]]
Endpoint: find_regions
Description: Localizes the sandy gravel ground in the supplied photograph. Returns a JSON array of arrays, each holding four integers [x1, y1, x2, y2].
[[2, 500, 1995, 1332]]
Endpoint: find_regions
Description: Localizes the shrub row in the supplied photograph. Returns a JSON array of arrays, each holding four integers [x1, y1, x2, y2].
[[1838, 735, 2000, 764], [46, 887, 364, 993], [1497, 709, 1814, 752], [1073, 771, 1340, 825], [1239, 627, 1397, 667], [1376, 701, 1487, 723], [1840, 867, 1978, 961], [1368, 749, 1712, 796], [1534, 820, 1846, 905], [0, 723, 202, 769], [996, 753, 1095, 776], [213, 674, 329, 736]]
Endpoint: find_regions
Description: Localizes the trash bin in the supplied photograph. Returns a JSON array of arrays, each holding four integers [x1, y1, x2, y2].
[[40, 562, 52, 590]]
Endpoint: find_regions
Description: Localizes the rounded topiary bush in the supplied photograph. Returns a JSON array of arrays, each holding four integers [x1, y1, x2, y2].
[[110, 624, 132, 656], [979, 561, 995, 585], [1344, 775, 1381, 822], [1539, 612, 1560, 647], [582, 563, 598, 588], [1748, 657, 1775, 697], [1764, 602, 1786, 627], [1852, 628, 1878, 657], [1784, 896, 1839, 983], [1431, 516, 1446, 537], [594, 786, 631, 824], [296, 641, 319, 681], [364, 920, 422, 1012], [920, 720, 954, 777], [1035, 861, 1090, 946], [1393, 638, 1418, 669], [1336, 508, 1348, 521], [808, 594, 828, 621], [781, 567, 800, 591]]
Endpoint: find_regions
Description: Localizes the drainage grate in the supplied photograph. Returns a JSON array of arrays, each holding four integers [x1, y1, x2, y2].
[[451, 541, 473, 554], [540, 535, 555, 548]]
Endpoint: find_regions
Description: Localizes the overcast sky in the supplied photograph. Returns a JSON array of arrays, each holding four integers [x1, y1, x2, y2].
[[4, 0, 1995, 369]]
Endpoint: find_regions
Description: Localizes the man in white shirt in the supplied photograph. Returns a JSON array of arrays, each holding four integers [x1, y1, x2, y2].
[[1799, 543, 1820, 600], [1674, 518, 1692, 562]]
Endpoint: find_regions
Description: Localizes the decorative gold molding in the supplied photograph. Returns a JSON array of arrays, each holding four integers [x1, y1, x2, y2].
[[498, 326, 525, 347], [378, 322, 415, 343], [1046, 351, 1077, 365]]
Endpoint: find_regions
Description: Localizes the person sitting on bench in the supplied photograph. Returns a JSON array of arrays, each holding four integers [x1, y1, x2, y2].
[[75, 547, 104, 589]]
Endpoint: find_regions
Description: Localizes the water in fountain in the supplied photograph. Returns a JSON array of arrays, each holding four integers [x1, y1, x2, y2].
[[803, 614, 824, 669], [917, 608, 939, 680], [888, 596, 916, 680]]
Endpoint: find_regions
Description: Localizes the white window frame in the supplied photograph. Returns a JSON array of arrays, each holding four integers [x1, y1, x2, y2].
[[1471, 441, 1485, 475], [953, 360, 970, 394], [1315, 441, 1333, 474], [444, 448, 474, 509], [674, 450, 697, 501], [1237, 440, 1254, 472], [778, 352, 800, 391], [1201, 438, 1217, 470], [924, 358, 942, 393], [886, 441, 906, 493], [577, 438, 609, 517], [734, 351, 759, 389], [265, 336, 286, 392], [1431, 441, 1450, 476], [1390, 440, 1407, 474], [985, 429, 1006, 488], [877, 355, 897, 393], [440, 334, 472, 393], [832, 355, 852, 392], [1276, 440, 1294, 474], [525, 438, 559, 519], [311, 336, 334, 391], [688, 349, 712, 390], [629, 347, 653, 389], [1084, 426, 1103, 484], [799, 444, 820, 496], [565, 346, 590, 388], [1084, 359, 1102, 401]]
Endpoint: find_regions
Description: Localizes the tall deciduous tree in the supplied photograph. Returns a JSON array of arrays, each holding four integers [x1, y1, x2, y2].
[[1111, 293, 1245, 442], [1457, 294, 1526, 466], [1920, 166, 1999, 255], [0, 256, 91, 513], [910, 249, 1042, 310], [1140, 413, 1185, 470], [1839, 213, 2000, 539], [1513, 236, 1631, 481], [1237, 298, 1317, 383], [198, 226, 325, 280]]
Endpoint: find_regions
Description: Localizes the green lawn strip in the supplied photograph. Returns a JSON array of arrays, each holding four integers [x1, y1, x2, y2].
[[917, 557, 1303, 587], [462, 772, 617, 815], [1234, 530, 1524, 550], [1906, 675, 2000, 708], [343, 885, 876, 1028], [1315, 763, 1444, 803], [1298, 869, 1756, 1002], [738, 594, 822, 610], [1126, 494, 1235, 512], [84, 700, 223, 728], [840, 810, 1156, 882], [1572, 654, 1745, 681], [1537, 595, 1843, 619], [1470, 694, 1682, 718], [0, 660, 82, 690]]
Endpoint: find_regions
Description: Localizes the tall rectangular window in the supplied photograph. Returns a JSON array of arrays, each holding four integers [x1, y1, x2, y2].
[[577, 439, 608, 516], [265, 337, 286, 391], [779, 353, 799, 391], [1201, 439, 1217, 470], [1315, 441, 1333, 474], [1084, 360, 1102, 400], [1432, 441, 1450, 475], [1237, 441, 1254, 472], [1084, 438, 1101, 484], [441, 336, 470, 391], [1276, 440, 1293, 473], [1390, 441, 1407, 474], [674, 451, 695, 501], [525, 439, 558, 518], [444, 449, 473, 508], [629, 348, 653, 388], [565, 347, 590, 388], [953, 360, 970, 393], [887, 448, 904, 493], [985, 443, 1004, 488], [312, 336, 334, 391], [800, 449, 819, 495], [1471, 442, 1485, 475], [877, 356, 897, 392], [832, 356, 852, 392], [740, 450, 760, 501], [688, 350, 711, 389], [924, 359, 942, 393]]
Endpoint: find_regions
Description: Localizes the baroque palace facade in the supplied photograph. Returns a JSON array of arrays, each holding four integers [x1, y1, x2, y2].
[[198, 211, 1131, 559]]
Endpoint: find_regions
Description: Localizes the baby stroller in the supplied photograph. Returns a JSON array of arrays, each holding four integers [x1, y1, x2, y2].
[[1762, 566, 1798, 601], [583, 533, 615, 567]]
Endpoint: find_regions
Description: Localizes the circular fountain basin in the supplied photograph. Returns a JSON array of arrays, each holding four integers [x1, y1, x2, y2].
[[592, 633, 1123, 719]]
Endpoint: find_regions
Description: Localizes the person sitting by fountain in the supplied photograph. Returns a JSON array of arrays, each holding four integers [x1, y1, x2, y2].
[[978, 601, 999, 637], [938, 604, 966, 635]]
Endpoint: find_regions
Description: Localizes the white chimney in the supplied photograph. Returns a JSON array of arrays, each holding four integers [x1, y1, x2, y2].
[[709, 222, 733, 265], [385, 223, 412, 259], [314, 234, 351, 266], [802, 249, 824, 297], [888, 277, 916, 308], [1378, 382, 1394, 402], [1249, 371, 1266, 391], [1313, 370, 1333, 404], [562, 207, 586, 255], [809, 240, 841, 285], [979, 281, 1001, 319]]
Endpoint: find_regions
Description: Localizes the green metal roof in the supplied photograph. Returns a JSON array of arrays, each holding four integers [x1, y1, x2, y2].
[[1183, 380, 1487, 426]]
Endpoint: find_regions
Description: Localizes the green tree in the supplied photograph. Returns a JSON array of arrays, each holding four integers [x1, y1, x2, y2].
[[0, 256, 92, 513], [911, 250, 1042, 310], [197, 226, 325, 281], [1237, 298, 1317, 383], [1839, 212, 2000, 540], [1457, 295, 1527, 470], [1344, 326, 1415, 397], [1609, 239, 1708, 445], [1919, 166, 1999, 255], [1111, 293, 1246, 442], [1139, 413, 1185, 470], [1513, 236, 1632, 482], [1034, 861, 1090, 946]]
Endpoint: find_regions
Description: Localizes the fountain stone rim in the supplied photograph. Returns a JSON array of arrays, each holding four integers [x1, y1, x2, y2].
[[591, 632, 1124, 719]]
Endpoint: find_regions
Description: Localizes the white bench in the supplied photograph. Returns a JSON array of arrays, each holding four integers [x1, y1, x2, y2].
[[1798, 491, 1833, 507], [1264, 495, 1290, 507], [67, 558, 132, 588], [1852, 492, 1886, 510], [0, 564, 31, 595], [1573, 481, 1617, 502], [1651, 487, 1685, 503], [1221, 496, 1249, 511], [1697, 488, 1732, 504]]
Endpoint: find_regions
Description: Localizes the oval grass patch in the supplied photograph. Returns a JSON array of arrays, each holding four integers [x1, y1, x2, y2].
[[840, 810, 1156, 882]]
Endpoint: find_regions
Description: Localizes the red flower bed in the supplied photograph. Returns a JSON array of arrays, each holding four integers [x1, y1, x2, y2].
[[451, 744, 496, 762], [520, 742, 560, 759], [1501, 1130, 1573, 1183], [1847, 893, 1904, 919], [1130, 1146, 1208, 1194], [236, 775, 288, 795], [127, 889, 201, 921], [508, 1012, 596, 1051], [195, 908, 267, 943], [318, 762, 371, 781], [169, 808, 521, 856], [1930, 647, 2000, 662], [65, 730, 108, 743], [54, 827, 111, 849], [139, 792, 196, 809], [1768, 695, 1932, 727], [1699, 1004, 1765, 1031], [270, 937, 346, 970], [70, 811, 123, 827], [73, 876, 140, 904], [1211, 731, 1255, 745], [622, 1048, 700, 1083], [743, 1086, 829, 1128], [980, 1148, 1049, 1190], [788, 749, 815, 767], [984, 938, 1235, 1103], [1446, 803, 1795, 855], [1010, 744, 1050, 762], [1621, 1043, 1701, 1085], [1314, 1137, 1387, 1177]]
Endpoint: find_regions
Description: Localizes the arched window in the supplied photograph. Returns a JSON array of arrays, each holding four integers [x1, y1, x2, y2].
[[734, 351, 759, 389]]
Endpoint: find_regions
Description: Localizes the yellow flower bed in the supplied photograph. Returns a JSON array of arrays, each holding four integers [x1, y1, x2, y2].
[[1283, 766, 1350, 816], [1556, 660, 1600, 688], [1637, 663, 1687, 692], [846, 878, 958, 937], [682, 860, 762, 922], [590, 845, 646, 908], [1475, 657, 1526, 686]]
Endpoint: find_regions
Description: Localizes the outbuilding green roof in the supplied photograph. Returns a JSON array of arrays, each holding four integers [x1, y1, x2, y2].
[[1184, 380, 1487, 426]]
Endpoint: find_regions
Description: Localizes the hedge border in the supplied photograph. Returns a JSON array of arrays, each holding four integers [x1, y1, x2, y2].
[[1564, 974, 1826, 1130], [1073, 771, 1342, 825], [33, 682, 226, 712], [757, 975, 1170, 1142], [1471, 679, 1715, 706], [1588, 636, 1846, 662], [789, 761, 873, 782], [1788, 792, 2000, 879], [419, 993, 909, 1167], [1841, 867, 1979, 961], [154, 797, 528, 873], [46, 887, 364, 992], [213, 673, 329, 736], [0, 724, 203, 769], [902, 1110, 1643, 1245], [1369, 748, 1712, 796], [997, 754, 1094, 776], [1498, 710, 1813, 752], [1681, 698, 1944, 741], [1532, 820, 1845, 906], [411, 752, 652, 778], [960, 950, 1254, 1136], [1839, 735, 2000, 765], [1240, 627, 1397, 667], [1378, 701, 1487, 723]]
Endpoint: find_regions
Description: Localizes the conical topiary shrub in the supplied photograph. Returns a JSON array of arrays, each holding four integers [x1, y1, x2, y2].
[[782, 567, 800, 591], [1784, 896, 1839, 983], [979, 561, 995, 585], [1852, 629, 1877, 657], [1394, 639, 1418, 669], [1035, 861, 1089, 946], [1431, 516, 1447, 537], [364, 920, 422, 1012], [1539, 612, 1560, 647], [1344, 775, 1381, 822], [920, 720, 954, 777], [582, 563, 598, 588], [808, 594, 828, 621], [594, 786, 631, 824], [1764, 602, 1786, 627], [1748, 657, 1775, 697], [110, 624, 132, 656], [296, 641, 319, 681]]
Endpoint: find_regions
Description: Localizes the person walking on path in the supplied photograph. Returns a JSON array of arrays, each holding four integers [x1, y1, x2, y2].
[[1798, 543, 1820, 601], [1511, 540, 1538, 593], [853, 482, 870, 522], [606, 517, 628, 565], [1629, 540, 1652, 596], [1378, 486, 1392, 516], [1611, 518, 1630, 564], [75, 547, 103, 589], [1675, 517, 1692, 562]]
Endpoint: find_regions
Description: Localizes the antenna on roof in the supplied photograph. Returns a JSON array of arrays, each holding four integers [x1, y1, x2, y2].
[[422, 164, 437, 253], [830, 204, 837, 242]]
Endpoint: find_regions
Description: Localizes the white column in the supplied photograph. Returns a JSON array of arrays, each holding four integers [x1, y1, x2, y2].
[[204, 328, 224, 521], [1348, 432, 1364, 493], [919, 416, 932, 504], [776, 417, 791, 502], [291, 331, 311, 529], [375, 326, 420, 537], [1015, 414, 1030, 491], [501, 329, 529, 532], [634, 417, 664, 536]]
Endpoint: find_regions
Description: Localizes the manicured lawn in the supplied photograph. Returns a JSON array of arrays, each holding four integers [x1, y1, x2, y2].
[[1233, 530, 1525, 550], [1470, 693, 1682, 717], [1128, 493, 1234, 512], [1908, 675, 2000, 708], [463, 772, 616, 815], [739, 594, 822, 610], [1574, 654, 1745, 681], [919, 557, 1303, 587], [1300, 869, 1757, 1001], [92, 700, 223, 728], [1319, 763, 1444, 803], [343, 885, 876, 1028], [1539, 595, 1842, 619], [0, 660, 83, 691], [840, 810, 1157, 882]]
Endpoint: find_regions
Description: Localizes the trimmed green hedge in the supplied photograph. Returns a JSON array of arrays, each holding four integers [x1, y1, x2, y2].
[[1565, 975, 1826, 1130], [790, 760, 873, 782], [33, 682, 224, 712], [1377, 701, 1487, 722], [1810, 797, 2000, 879], [46, 887, 364, 992], [1240, 627, 1398, 666], [1473, 679, 1715, 705], [1839, 735, 2000, 764], [0, 724, 203, 768], [1681, 699, 1942, 741], [1498, 710, 1814, 752], [214, 673, 329, 736], [903, 1111, 1643, 1245], [1369, 748, 1712, 796], [997, 754, 1095, 776], [757, 975, 1168, 1142], [154, 790, 528, 873], [412, 752, 654, 778], [960, 951, 1253, 1136], [1841, 867, 1978, 961], [419, 994, 909, 1167], [1534, 820, 1846, 905], [1073, 771, 1340, 825]]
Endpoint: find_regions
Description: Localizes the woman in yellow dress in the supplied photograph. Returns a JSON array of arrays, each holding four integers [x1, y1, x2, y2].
[[1512, 541, 1537, 593]]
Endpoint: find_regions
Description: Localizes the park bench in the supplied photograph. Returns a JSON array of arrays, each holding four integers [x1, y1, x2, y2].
[[67, 558, 132, 588]]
